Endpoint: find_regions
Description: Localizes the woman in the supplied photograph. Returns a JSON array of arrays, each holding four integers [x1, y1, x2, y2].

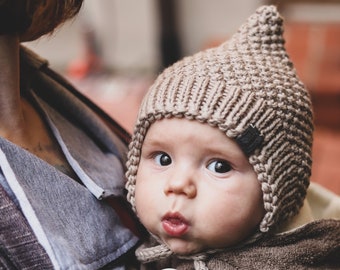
[[0, 1, 141, 269]]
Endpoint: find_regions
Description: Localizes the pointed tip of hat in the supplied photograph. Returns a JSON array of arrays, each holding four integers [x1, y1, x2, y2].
[[251, 5, 283, 28], [255, 5, 280, 17], [225, 4, 284, 49]]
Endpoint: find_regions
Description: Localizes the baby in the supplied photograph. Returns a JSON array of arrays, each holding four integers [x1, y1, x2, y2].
[[126, 5, 340, 269]]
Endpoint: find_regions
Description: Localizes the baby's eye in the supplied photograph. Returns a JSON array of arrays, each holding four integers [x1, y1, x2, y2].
[[207, 160, 232, 174], [155, 152, 172, 166]]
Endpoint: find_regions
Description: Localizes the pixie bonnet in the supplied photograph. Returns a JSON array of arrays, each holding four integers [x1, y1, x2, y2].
[[126, 4, 313, 263]]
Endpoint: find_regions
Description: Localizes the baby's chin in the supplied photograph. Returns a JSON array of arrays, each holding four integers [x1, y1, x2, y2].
[[163, 238, 207, 256]]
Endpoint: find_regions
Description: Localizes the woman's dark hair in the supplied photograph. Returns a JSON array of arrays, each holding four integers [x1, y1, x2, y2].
[[0, 0, 84, 41]]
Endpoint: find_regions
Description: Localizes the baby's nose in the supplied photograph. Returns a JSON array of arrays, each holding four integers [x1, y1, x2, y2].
[[163, 170, 197, 198]]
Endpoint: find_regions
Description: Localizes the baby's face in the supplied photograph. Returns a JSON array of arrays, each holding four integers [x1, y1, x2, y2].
[[135, 118, 264, 255]]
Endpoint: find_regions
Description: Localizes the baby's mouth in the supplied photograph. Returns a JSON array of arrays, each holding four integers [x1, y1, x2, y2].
[[161, 212, 189, 237]]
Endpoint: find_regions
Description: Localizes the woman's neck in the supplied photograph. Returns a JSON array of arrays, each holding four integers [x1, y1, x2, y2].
[[0, 35, 81, 179], [0, 35, 30, 144]]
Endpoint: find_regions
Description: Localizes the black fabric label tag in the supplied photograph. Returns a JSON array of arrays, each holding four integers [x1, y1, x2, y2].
[[236, 124, 263, 156]]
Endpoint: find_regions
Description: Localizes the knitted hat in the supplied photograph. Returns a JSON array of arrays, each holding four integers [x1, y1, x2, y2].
[[126, 5, 313, 238]]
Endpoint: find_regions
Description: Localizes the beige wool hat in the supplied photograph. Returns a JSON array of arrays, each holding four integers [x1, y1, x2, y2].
[[126, 5, 313, 239]]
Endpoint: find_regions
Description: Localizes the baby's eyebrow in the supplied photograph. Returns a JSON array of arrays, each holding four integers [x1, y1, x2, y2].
[[141, 137, 165, 148]]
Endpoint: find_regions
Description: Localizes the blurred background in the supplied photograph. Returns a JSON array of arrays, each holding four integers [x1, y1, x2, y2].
[[24, 0, 340, 194]]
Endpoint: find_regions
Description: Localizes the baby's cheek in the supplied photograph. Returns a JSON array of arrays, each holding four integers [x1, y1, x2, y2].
[[136, 200, 156, 234], [135, 173, 162, 232], [135, 188, 154, 222]]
